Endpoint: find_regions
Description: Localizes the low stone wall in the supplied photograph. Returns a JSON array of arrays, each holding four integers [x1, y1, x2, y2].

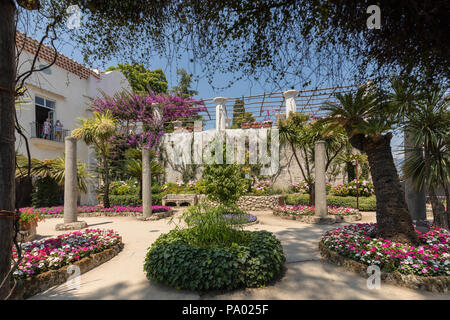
[[39, 210, 174, 220], [319, 241, 449, 294], [273, 211, 362, 224], [18, 226, 37, 242], [198, 194, 285, 211], [10, 242, 124, 300]]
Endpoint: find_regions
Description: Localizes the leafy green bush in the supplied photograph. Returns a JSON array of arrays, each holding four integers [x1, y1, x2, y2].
[[109, 180, 140, 195], [109, 193, 163, 206], [144, 228, 285, 291], [31, 177, 63, 208], [330, 179, 375, 197], [284, 193, 310, 205], [285, 193, 376, 211], [109, 194, 141, 206], [202, 163, 247, 206], [182, 204, 248, 247]]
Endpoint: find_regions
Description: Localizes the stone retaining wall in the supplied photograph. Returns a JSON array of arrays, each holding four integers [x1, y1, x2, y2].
[[319, 241, 449, 294], [273, 211, 362, 224], [11, 242, 124, 300], [198, 194, 285, 211]]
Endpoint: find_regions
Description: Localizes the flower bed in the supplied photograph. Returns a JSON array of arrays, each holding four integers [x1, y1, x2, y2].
[[12, 229, 121, 279], [19, 205, 171, 216], [274, 205, 359, 216], [321, 223, 449, 277], [273, 205, 361, 224], [223, 213, 258, 225]]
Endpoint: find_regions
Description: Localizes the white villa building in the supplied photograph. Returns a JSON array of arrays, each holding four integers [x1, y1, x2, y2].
[[15, 33, 131, 205]]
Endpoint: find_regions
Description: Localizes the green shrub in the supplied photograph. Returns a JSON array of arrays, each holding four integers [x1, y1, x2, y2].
[[182, 204, 248, 247], [109, 180, 139, 195], [285, 193, 376, 211], [284, 193, 310, 205], [109, 193, 163, 206], [330, 179, 375, 197], [109, 194, 141, 206], [202, 163, 247, 206], [31, 177, 63, 208], [358, 196, 377, 211], [144, 228, 285, 291]]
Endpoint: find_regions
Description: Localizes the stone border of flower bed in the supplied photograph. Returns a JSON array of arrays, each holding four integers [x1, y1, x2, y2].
[[10, 241, 124, 300], [319, 241, 449, 294], [243, 219, 259, 227], [273, 211, 362, 224], [39, 209, 174, 221]]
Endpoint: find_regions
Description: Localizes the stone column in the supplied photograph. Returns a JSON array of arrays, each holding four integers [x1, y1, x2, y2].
[[142, 147, 152, 219], [56, 137, 87, 230], [404, 129, 427, 221], [283, 90, 299, 118], [214, 97, 227, 130], [314, 141, 327, 218]]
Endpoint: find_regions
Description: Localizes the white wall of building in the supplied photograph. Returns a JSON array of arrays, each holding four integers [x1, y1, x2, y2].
[[15, 50, 131, 205]]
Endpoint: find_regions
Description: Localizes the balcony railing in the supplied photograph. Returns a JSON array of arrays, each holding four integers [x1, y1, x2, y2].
[[30, 121, 69, 142]]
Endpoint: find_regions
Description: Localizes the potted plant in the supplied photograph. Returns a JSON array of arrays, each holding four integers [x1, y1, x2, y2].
[[251, 121, 262, 128], [241, 123, 251, 129], [19, 209, 44, 231], [262, 120, 273, 128]]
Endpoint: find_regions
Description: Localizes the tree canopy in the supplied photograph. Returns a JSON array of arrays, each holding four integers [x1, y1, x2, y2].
[[40, 0, 448, 89], [170, 68, 198, 98], [106, 63, 168, 94]]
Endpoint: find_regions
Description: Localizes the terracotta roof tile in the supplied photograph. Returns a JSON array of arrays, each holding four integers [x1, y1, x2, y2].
[[16, 32, 101, 80]]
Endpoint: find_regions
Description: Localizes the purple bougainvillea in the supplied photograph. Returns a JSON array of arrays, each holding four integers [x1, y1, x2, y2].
[[91, 91, 206, 149]]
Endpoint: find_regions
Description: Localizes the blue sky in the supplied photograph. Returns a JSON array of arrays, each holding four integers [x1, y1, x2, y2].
[[26, 16, 405, 165]]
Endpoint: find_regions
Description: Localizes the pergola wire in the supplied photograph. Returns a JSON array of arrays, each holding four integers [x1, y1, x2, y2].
[[167, 85, 359, 128]]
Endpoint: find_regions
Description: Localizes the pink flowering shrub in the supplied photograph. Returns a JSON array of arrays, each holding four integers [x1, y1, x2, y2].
[[251, 180, 272, 194], [19, 205, 170, 215], [321, 223, 450, 276], [12, 229, 121, 279], [331, 179, 375, 197], [274, 205, 359, 216], [288, 181, 332, 194]]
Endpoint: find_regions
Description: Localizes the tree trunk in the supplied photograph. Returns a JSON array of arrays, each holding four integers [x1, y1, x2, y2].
[[359, 134, 419, 244], [0, 1, 17, 300], [102, 154, 110, 208], [430, 187, 449, 230], [444, 184, 450, 229], [309, 183, 315, 206], [346, 161, 356, 182]]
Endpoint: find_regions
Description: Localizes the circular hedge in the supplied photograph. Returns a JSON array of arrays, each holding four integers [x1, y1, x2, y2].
[[144, 229, 286, 291]]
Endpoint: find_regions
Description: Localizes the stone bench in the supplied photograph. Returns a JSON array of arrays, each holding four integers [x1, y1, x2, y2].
[[162, 194, 198, 207]]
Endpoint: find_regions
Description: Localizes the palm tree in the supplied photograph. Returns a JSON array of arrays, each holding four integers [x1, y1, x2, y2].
[[279, 112, 347, 205], [323, 84, 419, 244], [72, 110, 117, 208], [16, 154, 91, 193], [123, 148, 164, 199], [403, 86, 450, 230]]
